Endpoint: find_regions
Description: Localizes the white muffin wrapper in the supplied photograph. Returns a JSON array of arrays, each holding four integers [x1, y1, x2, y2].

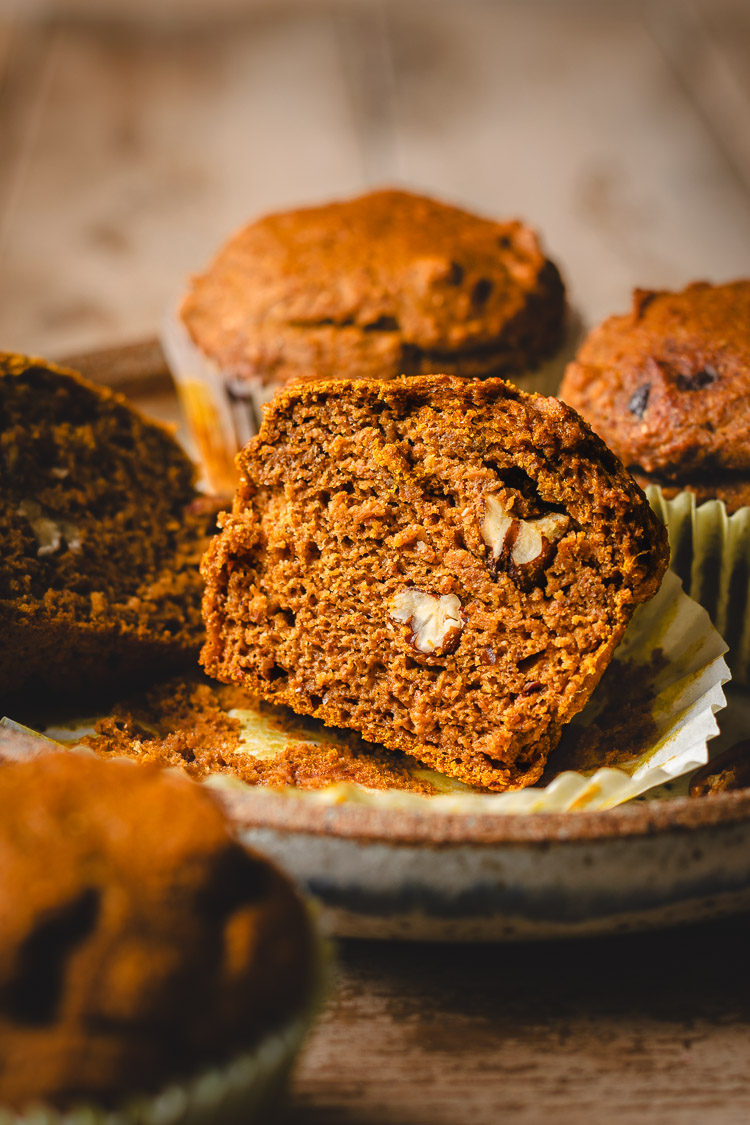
[[0, 1012, 308, 1125], [647, 484, 750, 685], [160, 312, 278, 495]]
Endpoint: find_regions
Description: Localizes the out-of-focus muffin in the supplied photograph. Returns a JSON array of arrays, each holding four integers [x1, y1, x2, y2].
[[0, 352, 221, 708], [0, 751, 317, 1119], [559, 281, 750, 511], [165, 189, 566, 491], [560, 280, 750, 682]]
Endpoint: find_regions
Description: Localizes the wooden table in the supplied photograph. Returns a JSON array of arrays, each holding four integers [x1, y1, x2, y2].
[[289, 915, 750, 1124], [4, 2, 750, 1120], [2, 0, 750, 359]]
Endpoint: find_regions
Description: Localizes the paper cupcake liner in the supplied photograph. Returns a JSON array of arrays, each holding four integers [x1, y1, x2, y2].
[[646, 485, 750, 686], [0, 925, 328, 1125], [160, 308, 581, 495], [161, 312, 278, 495]]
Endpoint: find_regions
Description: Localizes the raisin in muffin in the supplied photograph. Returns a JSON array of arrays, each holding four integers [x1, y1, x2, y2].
[[0, 751, 316, 1117], [559, 281, 750, 511], [167, 189, 565, 491], [201, 374, 668, 792], [0, 353, 217, 706]]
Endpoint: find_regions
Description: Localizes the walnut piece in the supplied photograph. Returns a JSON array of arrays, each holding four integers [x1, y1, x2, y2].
[[389, 589, 464, 655], [18, 499, 82, 557], [481, 494, 568, 583]]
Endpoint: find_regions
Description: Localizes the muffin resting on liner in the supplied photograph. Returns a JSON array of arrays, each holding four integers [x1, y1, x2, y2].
[[201, 374, 669, 791], [164, 189, 566, 491], [559, 280, 750, 682], [0, 752, 322, 1124]]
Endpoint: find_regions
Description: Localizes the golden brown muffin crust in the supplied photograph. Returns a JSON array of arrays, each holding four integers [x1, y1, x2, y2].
[[560, 281, 750, 509], [180, 189, 565, 385], [201, 374, 668, 791], [0, 752, 312, 1110]]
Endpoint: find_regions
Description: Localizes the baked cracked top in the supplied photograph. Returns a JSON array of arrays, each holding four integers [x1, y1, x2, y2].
[[560, 281, 750, 509], [180, 189, 565, 384], [201, 374, 668, 791], [0, 752, 312, 1109]]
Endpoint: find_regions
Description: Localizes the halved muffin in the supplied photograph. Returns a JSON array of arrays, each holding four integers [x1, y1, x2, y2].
[[0, 352, 212, 705], [201, 375, 668, 791]]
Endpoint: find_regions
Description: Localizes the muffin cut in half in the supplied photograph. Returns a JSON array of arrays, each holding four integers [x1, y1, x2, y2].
[[202, 375, 669, 791], [0, 352, 212, 705]]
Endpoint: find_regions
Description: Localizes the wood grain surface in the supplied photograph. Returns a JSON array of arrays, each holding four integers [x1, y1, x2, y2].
[[2, 0, 750, 358], [289, 914, 750, 1124]]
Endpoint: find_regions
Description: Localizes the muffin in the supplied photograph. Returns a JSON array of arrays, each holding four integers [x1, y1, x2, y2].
[[0, 750, 317, 1119], [166, 189, 566, 491], [201, 374, 669, 791], [559, 281, 750, 510], [0, 352, 215, 706], [559, 281, 750, 682]]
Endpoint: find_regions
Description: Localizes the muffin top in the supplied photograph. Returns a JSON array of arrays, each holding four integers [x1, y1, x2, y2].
[[0, 751, 312, 1110], [560, 281, 750, 495], [179, 188, 564, 380]]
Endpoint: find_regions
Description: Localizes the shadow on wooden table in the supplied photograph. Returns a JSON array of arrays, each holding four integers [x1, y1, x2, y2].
[[287, 912, 750, 1125]]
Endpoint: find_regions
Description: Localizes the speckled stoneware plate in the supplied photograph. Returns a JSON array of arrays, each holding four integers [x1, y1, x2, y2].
[[214, 691, 750, 942]]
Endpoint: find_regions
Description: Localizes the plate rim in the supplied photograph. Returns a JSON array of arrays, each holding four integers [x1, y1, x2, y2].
[[217, 784, 750, 846]]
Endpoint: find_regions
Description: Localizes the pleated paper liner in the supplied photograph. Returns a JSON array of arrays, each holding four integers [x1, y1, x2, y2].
[[647, 485, 750, 686]]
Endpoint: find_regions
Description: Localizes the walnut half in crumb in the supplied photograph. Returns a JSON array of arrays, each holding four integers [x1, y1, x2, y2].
[[388, 588, 464, 655]]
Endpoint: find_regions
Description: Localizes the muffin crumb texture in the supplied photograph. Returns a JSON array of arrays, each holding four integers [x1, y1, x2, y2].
[[0, 752, 312, 1111], [83, 675, 442, 794], [201, 375, 669, 791]]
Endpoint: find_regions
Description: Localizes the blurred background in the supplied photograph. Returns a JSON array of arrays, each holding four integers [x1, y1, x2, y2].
[[1, 0, 749, 360]]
